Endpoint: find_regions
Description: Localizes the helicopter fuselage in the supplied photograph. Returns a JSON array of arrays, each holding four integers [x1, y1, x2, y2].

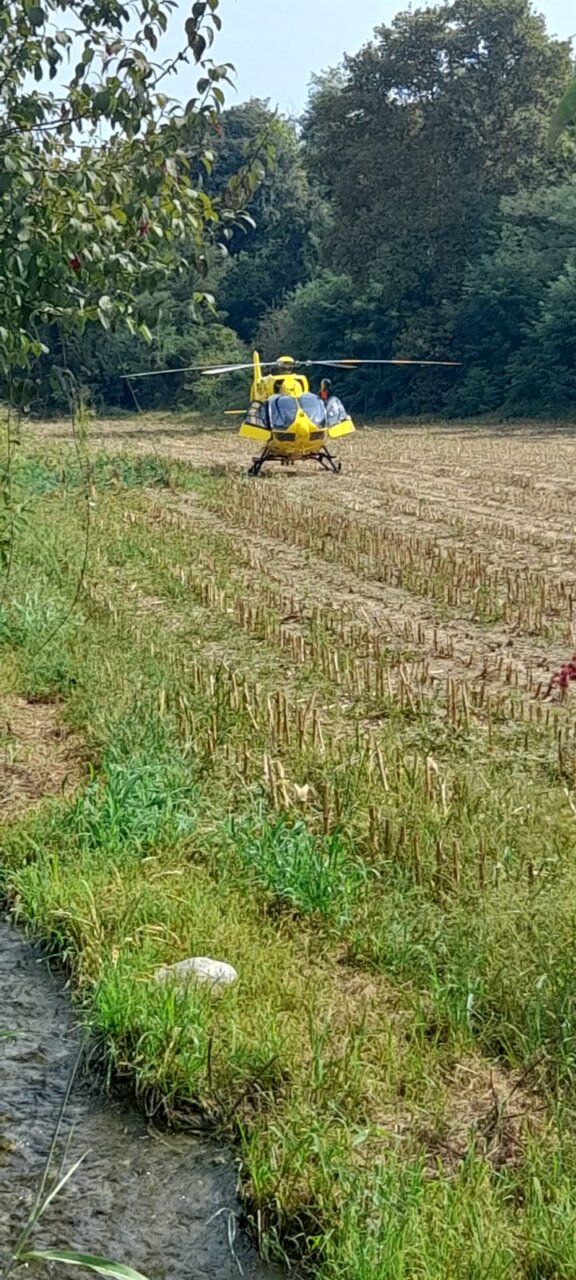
[[239, 353, 355, 470]]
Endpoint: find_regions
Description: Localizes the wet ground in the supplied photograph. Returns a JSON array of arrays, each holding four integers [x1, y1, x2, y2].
[[0, 921, 278, 1280]]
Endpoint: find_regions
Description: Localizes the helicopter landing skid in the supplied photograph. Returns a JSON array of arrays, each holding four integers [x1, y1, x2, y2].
[[247, 447, 342, 477], [316, 448, 342, 474]]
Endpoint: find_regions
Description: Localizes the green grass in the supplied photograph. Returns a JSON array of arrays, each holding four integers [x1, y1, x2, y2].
[[4, 449, 205, 497], [226, 812, 371, 921], [2, 434, 576, 1274]]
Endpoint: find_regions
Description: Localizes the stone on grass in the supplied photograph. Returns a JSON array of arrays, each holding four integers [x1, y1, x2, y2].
[[153, 956, 238, 993]]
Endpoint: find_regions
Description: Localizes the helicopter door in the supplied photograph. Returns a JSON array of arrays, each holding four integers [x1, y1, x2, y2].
[[326, 395, 355, 439], [326, 396, 347, 425]]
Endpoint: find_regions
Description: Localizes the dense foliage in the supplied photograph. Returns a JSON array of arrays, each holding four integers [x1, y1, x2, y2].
[[7, 0, 576, 420], [0, 0, 265, 416], [296, 0, 576, 417]]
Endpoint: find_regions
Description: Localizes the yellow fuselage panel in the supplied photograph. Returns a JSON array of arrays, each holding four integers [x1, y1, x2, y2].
[[239, 422, 271, 443], [269, 409, 326, 456], [327, 418, 355, 439], [250, 372, 310, 402]]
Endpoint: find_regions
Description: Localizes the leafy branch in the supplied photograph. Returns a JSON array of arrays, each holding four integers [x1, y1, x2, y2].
[[549, 76, 576, 144]]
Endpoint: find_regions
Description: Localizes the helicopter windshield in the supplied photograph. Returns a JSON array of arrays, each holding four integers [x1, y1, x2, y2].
[[269, 395, 298, 429], [269, 393, 328, 429], [326, 396, 348, 426], [299, 393, 326, 426]]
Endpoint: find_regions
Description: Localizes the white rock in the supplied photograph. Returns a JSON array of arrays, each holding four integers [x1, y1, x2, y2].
[[153, 956, 238, 993]]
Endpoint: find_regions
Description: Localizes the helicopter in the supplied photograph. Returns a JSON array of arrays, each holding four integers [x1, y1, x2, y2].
[[223, 351, 355, 476], [125, 350, 460, 476]]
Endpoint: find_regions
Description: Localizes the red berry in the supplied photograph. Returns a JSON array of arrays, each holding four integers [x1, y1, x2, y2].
[[69, 256, 81, 272]]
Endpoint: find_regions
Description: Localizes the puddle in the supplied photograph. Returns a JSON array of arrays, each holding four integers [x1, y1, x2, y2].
[[0, 921, 279, 1280]]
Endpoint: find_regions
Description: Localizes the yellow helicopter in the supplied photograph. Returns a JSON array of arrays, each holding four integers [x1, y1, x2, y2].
[[225, 351, 355, 476], [126, 349, 459, 476]]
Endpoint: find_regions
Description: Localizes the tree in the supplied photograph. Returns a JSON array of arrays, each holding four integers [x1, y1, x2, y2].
[[550, 75, 576, 143], [206, 100, 316, 340], [514, 258, 576, 412], [256, 273, 358, 362], [447, 182, 576, 415], [28, 296, 247, 414], [303, 0, 573, 357], [256, 272, 449, 415], [0, 0, 248, 401]]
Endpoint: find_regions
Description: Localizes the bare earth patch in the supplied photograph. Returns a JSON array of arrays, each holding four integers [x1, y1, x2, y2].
[[417, 1058, 544, 1174], [0, 697, 82, 818]]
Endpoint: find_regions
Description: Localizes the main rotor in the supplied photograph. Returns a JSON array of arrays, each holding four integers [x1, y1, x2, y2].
[[123, 352, 461, 381]]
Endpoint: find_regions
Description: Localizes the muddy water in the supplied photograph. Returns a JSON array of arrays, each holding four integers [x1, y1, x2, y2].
[[0, 922, 279, 1280]]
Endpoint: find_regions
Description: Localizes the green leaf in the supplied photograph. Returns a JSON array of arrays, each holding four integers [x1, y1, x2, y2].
[[549, 77, 576, 145], [21, 1251, 152, 1280], [94, 89, 111, 113]]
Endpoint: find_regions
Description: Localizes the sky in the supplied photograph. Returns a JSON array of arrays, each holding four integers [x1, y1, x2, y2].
[[166, 0, 575, 116]]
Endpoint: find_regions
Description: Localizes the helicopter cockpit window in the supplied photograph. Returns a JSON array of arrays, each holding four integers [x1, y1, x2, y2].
[[299, 393, 326, 426], [269, 394, 298, 429], [326, 396, 348, 426]]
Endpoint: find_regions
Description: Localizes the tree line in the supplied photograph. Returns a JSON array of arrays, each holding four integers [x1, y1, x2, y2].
[[15, 0, 576, 421]]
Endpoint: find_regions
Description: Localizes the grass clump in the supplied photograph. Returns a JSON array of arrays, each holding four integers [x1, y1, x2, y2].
[[226, 812, 370, 921], [62, 748, 199, 859]]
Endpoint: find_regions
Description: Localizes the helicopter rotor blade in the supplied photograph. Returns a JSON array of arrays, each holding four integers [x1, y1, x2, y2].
[[349, 358, 461, 367], [302, 358, 461, 369], [122, 354, 460, 381], [120, 363, 224, 380], [122, 360, 279, 381], [201, 363, 270, 376]]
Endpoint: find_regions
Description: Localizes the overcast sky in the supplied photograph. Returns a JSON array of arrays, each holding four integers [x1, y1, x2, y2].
[[169, 0, 575, 116]]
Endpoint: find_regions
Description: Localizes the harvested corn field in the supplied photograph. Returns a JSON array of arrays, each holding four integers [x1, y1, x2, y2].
[[3, 420, 576, 1278]]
